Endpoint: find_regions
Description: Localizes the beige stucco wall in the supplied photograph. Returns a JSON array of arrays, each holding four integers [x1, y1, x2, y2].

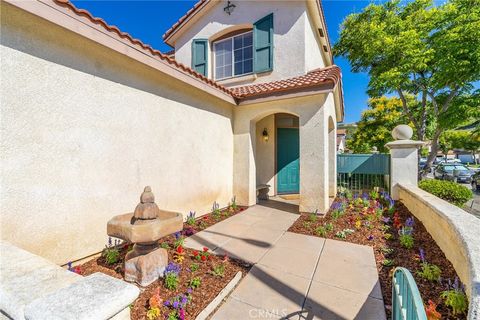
[[304, 9, 327, 72], [0, 3, 234, 264], [172, 1, 325, 85], [255, 115, 276, 196], [398, 184, 480, 319]]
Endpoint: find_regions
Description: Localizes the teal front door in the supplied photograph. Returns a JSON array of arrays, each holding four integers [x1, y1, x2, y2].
[[277, 128, 300, 194]]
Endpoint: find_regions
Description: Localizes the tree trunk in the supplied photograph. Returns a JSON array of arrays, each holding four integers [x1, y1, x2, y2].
[[423, 128, 443, 176]]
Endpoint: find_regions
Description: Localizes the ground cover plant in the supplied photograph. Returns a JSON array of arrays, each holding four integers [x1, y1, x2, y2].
[[77, 198, 250, 319], [288, 189, 467, 319]]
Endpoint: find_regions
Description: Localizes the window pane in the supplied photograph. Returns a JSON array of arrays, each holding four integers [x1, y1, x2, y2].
[[224, 52, 232, 65], [243, 47, 252, 60], [216, 67, 224, 79], [234, 62, 243, 75], [234, 36, 242, 49], [217, 54, 224, 66], [234, 49, 243, 62], [244, 59, 253, 73], [244, 33, 253, 47], [224, 65, 232, 78]]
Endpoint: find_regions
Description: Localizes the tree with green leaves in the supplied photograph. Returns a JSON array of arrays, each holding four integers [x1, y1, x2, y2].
[[439, 130, 480, 163], [348, 96, 409, 153], [334, 0, 480, 171]]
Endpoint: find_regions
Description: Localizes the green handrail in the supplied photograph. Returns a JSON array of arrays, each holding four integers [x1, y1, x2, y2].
[[392, 267, 427, 320]]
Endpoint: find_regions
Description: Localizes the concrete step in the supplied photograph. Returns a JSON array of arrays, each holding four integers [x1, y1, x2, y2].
[[0, 241, 139, 320]]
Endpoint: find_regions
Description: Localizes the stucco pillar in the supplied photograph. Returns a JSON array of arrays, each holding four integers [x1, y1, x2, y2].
[[299, 108, 329, 213], [328, 122, 337, 197], [233, 121, 257, 207], [385, 125, 424, 200]]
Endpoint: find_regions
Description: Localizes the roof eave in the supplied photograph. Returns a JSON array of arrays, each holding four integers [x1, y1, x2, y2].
[[7, 0, 235, 105], [235, 82, 336, 106]]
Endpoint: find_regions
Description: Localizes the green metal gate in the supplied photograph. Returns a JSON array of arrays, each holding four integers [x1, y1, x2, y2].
[[337, 154, 390, 192]]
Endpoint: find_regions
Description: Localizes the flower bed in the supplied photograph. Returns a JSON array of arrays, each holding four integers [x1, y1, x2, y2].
[[76, 200, 250, 320], [288, 191, 468, 319], [181, 200, 247, 236]]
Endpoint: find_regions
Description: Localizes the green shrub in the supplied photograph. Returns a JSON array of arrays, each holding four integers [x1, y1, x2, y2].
[[315, 226, 326, 237], [417, 263, 442, 282], [419, 179, 472, 207], [441, 289, 468, 315], [189, 277, 201, 289], [399, 234, 414, 249], [211, 264, 225, 277], [164, 273, 179, 290], [102, 247, 120, 265]]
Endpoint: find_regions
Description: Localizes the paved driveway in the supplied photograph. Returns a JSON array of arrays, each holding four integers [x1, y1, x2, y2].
[[184, 202, 386, 320]]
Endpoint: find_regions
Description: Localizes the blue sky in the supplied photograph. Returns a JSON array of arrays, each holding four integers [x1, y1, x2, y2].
[[71, 1, 379, 124]]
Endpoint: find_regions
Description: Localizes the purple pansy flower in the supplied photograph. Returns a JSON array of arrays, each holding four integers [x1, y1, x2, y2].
[[405, 217, 414, 228], [419, 248, 425, 263]]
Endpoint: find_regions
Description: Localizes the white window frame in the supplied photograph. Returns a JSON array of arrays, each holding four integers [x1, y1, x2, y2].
[[213, 31, 253, 81]]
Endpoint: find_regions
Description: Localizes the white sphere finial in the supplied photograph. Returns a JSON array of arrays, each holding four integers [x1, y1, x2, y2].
[[392, 125, 413, 140]]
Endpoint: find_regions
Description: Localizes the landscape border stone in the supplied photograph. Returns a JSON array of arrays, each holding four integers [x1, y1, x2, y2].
[[195, 271, 242, 320]]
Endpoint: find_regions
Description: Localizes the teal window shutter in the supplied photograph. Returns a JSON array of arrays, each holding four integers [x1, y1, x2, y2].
[[253, 13, 273, 73], [191, 39, 208, 76]]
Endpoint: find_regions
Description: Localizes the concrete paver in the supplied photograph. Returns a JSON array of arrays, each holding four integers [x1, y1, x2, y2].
[[303, 281, 386, 320], [258, 245, 321, 279], [183, 202, 386, 320], [230, 264, 311, 317], [313, 239, 382, 299]]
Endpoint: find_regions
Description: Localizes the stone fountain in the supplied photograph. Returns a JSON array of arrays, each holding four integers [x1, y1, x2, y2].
[[107, 186, 183, 287]]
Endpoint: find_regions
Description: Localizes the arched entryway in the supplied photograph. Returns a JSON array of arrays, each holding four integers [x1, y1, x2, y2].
[[255, 113, 300, 198], [231, 93, 336, 214]]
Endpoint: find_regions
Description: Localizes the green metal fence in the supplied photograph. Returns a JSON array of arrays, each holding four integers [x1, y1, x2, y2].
[[337, 154, 390, 192], [392, 267, 427, 320]]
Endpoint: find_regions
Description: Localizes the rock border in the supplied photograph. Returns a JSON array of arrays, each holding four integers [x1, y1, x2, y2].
[[195, 271, 242, 320]]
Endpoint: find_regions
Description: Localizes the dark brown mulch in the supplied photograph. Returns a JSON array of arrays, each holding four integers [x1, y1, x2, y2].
[[182, 206, 248, 235], [288, 197, 467, 320], [77, 206, 251, 320]]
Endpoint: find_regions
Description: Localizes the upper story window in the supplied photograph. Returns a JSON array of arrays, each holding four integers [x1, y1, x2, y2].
[[214, 31, 253, 80]]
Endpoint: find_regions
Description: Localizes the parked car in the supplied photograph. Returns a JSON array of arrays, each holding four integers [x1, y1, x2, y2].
[[433, 163, 474, 183], [472, 171, 480, 191]]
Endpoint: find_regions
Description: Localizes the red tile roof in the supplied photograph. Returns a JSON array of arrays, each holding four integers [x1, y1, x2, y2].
[[163, 0, 207, 41], [230, 66, 341, 99], [50, 0, 342, 105], [53, 0, 231, 96]]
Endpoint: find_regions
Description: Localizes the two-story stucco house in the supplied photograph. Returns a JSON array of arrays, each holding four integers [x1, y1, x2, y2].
[[1, 0, 344, 264]]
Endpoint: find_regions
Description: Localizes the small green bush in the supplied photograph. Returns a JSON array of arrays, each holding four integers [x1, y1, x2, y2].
[[189, 277, 201, 289], [417, 263, 442, 282], [164, 273, 179, 290], [399, 234, 414, 249], [102, 247, 120, 265], [419, 179, 472, 207]]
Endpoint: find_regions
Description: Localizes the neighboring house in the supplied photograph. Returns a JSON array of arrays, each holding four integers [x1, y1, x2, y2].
[[337, 128, 346, 153], [1, 0, 344, 263]]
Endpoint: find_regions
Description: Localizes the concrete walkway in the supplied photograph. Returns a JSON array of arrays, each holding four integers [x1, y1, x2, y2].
[[184, 202, 386, 320]]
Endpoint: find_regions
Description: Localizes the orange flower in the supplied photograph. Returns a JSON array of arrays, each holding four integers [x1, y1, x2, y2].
[[149, 288, 162, 308], [425, 300, 441, 320]]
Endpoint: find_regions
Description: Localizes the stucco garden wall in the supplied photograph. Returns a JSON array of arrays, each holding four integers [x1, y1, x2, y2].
[[172, 1, 320, 84], [398, 184, 480, 319], [0, 3, 234, 264]]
